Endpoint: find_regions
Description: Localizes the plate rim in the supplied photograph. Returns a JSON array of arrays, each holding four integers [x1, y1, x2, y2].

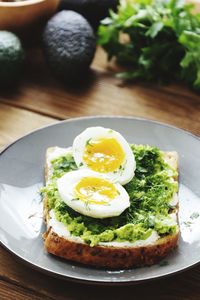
[[0, 115, 200, 285], [0, 115, 199, 156], [1, 240, 200, 286]]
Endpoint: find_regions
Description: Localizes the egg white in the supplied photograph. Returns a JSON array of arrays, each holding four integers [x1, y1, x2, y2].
[[57, 169, 130, 218], [72, 127, 136, 185]]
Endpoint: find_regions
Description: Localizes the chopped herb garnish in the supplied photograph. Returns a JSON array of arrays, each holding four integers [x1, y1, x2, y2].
[[85, 200, 91, 211], [183, 221, 192, 227], [51, 153, 77, 178], [159, 260, 169, 267], [190, 212, 200, 220], [72, 198, 80, 201], [43, 144, 178, 246], [86, 138, 93, 146]]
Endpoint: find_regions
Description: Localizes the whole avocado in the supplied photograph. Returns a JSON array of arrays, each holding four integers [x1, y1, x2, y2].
[[0, 31, 24, 86], [59, 0, 119, 28], [43, 11, 96, 82]]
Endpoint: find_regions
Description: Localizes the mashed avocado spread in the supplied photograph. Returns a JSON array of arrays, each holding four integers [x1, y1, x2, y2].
[[42, 145, 178, 246]]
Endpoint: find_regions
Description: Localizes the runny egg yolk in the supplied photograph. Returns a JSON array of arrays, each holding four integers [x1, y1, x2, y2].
[[83, 138, 125, 173], [74, 177, 118, 205]]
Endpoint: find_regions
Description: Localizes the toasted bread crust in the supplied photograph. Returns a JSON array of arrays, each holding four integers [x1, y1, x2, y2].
[[44, 229, 178, 268], [43, 147, 179, 269]]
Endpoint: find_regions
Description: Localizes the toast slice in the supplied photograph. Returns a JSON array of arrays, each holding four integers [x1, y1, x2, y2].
[[43, 147, 179, 269]]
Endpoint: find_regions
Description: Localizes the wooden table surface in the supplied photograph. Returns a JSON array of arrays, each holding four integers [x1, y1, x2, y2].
[[0, 45, 199, 300]]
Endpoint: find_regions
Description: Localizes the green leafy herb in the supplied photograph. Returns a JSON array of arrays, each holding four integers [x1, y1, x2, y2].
[[98, 0, 200, 91]]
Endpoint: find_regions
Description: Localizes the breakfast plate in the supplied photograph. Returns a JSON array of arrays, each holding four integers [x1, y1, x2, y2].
[[0, 116, 200, 284]]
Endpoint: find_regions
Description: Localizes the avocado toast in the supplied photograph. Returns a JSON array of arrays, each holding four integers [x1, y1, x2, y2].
[[42, 127, 179, 269]]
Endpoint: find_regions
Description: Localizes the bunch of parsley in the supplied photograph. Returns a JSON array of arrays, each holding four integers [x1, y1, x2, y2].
[[98, 0, 200, 90]]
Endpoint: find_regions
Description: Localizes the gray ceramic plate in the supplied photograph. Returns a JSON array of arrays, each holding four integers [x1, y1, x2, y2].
[[0, 116, 200, 285]]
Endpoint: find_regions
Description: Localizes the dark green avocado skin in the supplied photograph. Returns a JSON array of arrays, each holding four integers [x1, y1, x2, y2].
[[43, 11, 96, 82], [59, 0, 118, 28], [0, 31, 24, 86]]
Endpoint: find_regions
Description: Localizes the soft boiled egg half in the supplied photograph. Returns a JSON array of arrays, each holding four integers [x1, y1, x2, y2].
[[73, 127, 136, 185], [57, 170, 130, 218]]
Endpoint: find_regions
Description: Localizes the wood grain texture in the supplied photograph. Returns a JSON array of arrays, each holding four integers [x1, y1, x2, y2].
[[0, 47, 199, 135], [0, 103, 55, 149], [0, 279, 52, 300], [0, 247, 200, 300], [0, 43, 199, 300]]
